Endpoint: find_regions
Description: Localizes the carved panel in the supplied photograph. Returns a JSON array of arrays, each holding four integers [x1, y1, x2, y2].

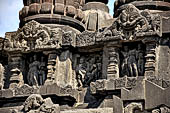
[[14, 84, 37, 96], [76, 31, 96, 47], [120, 42, 145, 77], [75, 53, 102, 88], [98, 4, 162, 42], [4, 21, 76, 51]]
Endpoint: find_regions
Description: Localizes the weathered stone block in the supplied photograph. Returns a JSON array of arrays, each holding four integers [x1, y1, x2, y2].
[[66, 5, 76, 17], [113, 96, 124, 113], [60, 108, 113, 113], [105, 79, 115, 90], [54, 0, 64, 4], [41, 2, 53, 14], [65, 0, 74, 6], [2, 89, 13, 98], [87, 12, 98, 31], [28, 3, 41, 15], [77, 9, 84, 20], [20, 6, 29, 18], [54, 3, 65, 14], [46, 83, 60, 94], [39, 85, 47, 94], [121, 79, 145, 100]]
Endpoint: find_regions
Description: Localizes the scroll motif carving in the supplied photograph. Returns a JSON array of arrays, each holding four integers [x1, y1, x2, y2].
[[4, 20, 75, 51], [124, 102, 143, 113], [76, 31, 96, 47]]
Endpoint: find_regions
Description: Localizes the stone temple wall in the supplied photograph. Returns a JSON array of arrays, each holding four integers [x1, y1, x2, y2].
[[0, 0, 170, 113]]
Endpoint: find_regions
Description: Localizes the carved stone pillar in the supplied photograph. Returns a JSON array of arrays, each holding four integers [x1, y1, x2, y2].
[[55, 50, 76, 88], [9, 53, 24, 89], [144, 42, 156, 77], [105, 44, 120, 79], [45, 51, 57, 85]]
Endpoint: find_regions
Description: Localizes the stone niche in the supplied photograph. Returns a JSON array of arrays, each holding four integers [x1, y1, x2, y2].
[[74, 52, 103, 88], [120, 42, 146, 77], [23, 52, 48, 86]]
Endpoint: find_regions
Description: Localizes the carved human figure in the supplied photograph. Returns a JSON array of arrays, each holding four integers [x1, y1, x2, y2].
[[39, 56, 46, 85], [85, 57, 97, 86], [137, 44, 145, 76], [121, 46, 129, 76], [128, 49, 138, 77], [27, 55, 40, 86], [76, 57, 86, 88]]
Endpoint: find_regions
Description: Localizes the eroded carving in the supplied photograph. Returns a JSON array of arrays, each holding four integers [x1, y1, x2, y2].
[[4, 21, 70, 51], [124, 102, 143, 113], [76, 54, 102, 88], [0, 63, 4, 90], [76, 31, 96, 47], [99, 4, 162, 41], [23, 94, 59, 113], [14, 84, 36, 96], [27, 55, 40, 87], [120, 43, 145, 77], [27, 54, 47, 86]]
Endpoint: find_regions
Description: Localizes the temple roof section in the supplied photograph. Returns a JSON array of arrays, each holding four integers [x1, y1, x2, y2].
[[114, 0, 170, 17]]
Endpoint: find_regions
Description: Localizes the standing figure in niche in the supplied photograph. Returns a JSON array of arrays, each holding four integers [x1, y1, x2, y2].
[[39, 56, 46, 85], [121, 46, 129, 76], [128, 48, 138, 77], [85, 57, 97, 86], [76, 57, 86, 88], [27, 55, 40, 87], [137, 44, 145, 76]]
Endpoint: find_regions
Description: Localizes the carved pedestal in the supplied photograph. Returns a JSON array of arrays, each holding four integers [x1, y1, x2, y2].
[[106, 45, 120, 79]]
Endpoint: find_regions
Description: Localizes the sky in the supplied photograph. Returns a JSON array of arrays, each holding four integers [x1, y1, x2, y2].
[[0, 0, 115, 37]]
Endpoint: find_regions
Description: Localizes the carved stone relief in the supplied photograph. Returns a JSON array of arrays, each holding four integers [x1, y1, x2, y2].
[[75, 53, 102, 88], [26, 53, 48, 87], [99, 4, 162, 41], [4, 20, 76, 51], [76, 31, 96, 47], [22, 94, 60, 113], [124, 102, 143, 113], [120, 42, 145, 77]]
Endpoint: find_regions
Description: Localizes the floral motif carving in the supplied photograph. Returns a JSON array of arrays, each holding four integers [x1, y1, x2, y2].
[[4, 21, 73, 51]]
